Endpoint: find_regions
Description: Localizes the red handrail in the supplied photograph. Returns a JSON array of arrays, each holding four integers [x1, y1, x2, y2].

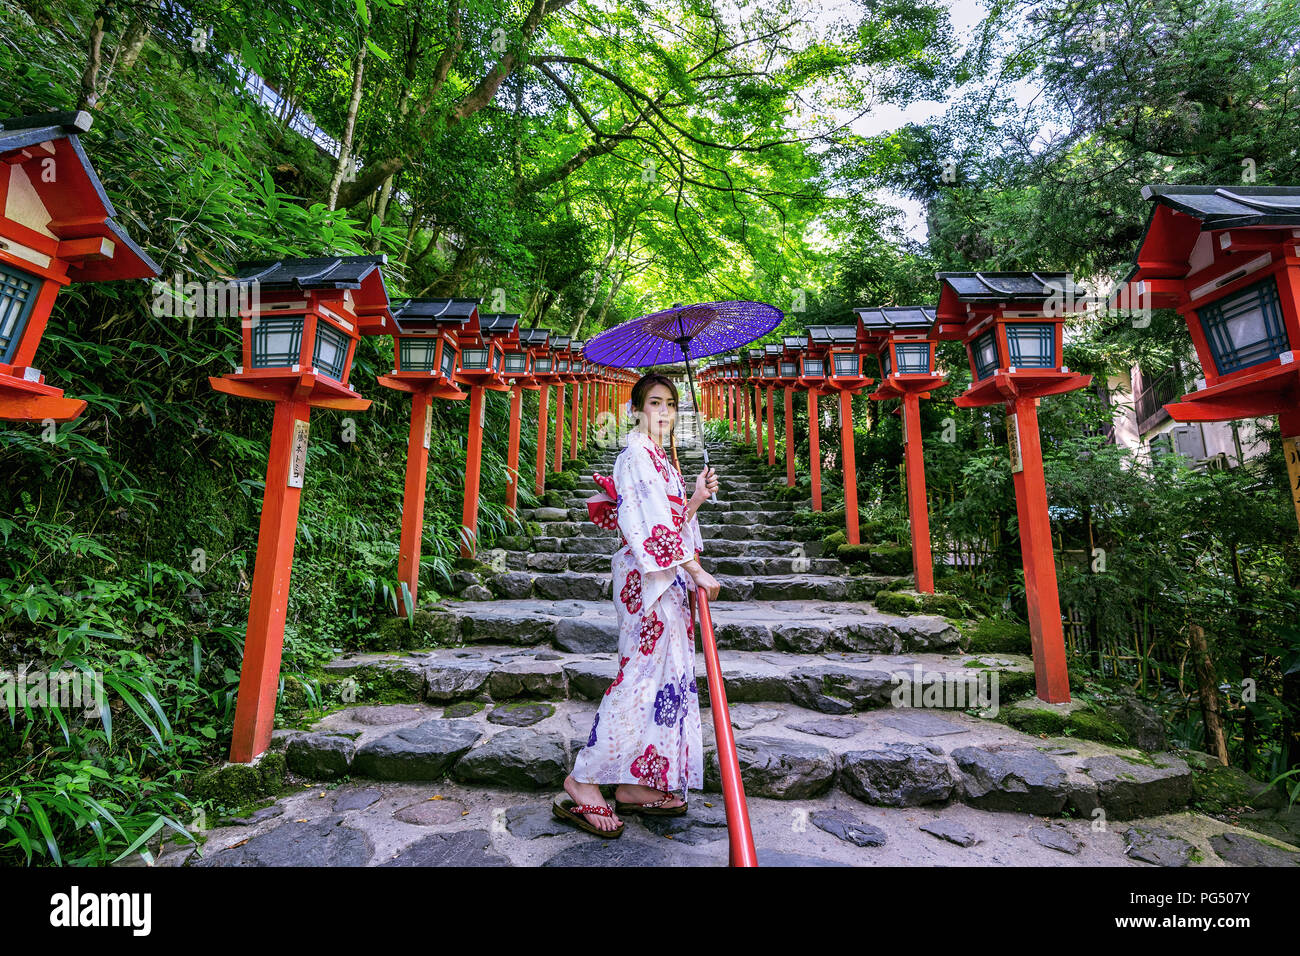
[[692, 588, 759, 866]]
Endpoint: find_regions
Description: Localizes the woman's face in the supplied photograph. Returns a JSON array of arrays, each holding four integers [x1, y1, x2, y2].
[[637, 383, 677, 440]]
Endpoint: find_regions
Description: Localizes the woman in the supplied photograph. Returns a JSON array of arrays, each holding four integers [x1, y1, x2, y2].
[[553, 372, 721, 837]]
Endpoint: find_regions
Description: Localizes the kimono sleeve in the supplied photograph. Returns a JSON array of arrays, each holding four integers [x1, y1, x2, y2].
[[614, 438, 693, 577], [683, 511, 704, 559]]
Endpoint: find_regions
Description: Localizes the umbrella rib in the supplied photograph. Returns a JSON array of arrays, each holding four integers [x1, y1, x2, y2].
[[600, 326, 647, 368]]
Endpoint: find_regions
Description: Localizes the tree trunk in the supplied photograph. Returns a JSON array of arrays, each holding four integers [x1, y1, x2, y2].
[[427, 242, 478, 296], [78, 11, 107, 111], [327, 18, 370, 212], [113, 0, 161, 76], [1189, 624, 1229, 765], [570, 238, 617, 328], [371, 18, 424, 249], [594, 269, 627, 326]]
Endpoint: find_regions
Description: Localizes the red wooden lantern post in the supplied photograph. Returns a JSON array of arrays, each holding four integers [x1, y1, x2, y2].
[[809, 326, 875, 545], [777, 335, 804, 486], [733, 358, 742, 435], [738, 357, 749, 444], [0, 112, 160, 421], [532, 344, 557, 495], [210, 255, 390, 762], [933, 272, 1091, 703], [733, 358, 743, 438], [796, 341, 827, 511], [858, 306, 945, 593], [502, 325, 549, 515], [581, 357, 593, 451], [567, 342, 584, 459], [372, 297, 476, 615], [725, 359, 736, 432], [1118, 186, 1300, 528], [456, 313, 518, 558], [745, 349, 765, 459], [550, 335, 572, 471], [763, 344, 780, 466]]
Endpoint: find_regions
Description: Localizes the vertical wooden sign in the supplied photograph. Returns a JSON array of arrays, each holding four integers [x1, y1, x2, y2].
[[287, 419, 310, 487], [1283, 434, 1300, 529], [1006, 412, 1023, 474], [423, 403, 432, 450]]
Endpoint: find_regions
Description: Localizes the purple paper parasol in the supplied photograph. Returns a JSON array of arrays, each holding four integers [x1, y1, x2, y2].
[[583, 301, 783, 499], [582, 300, 783, 368]]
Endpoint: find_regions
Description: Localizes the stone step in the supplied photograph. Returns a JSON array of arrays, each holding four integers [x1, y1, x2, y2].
[[565, 483, 793, 497], [560, 496, 797, 513], [501, 551, 843, 576], [520, 536, 824, 558], [530, 520, 812, 540], [167, 772, 1265, 868], [465, 569, 888, 603], [322, 645, 1000, 713], [266, 694, 1195, 824], [413, 597, 953, 655]]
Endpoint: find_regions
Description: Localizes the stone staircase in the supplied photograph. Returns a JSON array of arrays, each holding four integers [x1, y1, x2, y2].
[[160, 400, 1298, 867]]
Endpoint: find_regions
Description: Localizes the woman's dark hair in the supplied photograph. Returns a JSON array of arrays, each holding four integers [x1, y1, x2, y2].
[[628, 372, 682, 476]]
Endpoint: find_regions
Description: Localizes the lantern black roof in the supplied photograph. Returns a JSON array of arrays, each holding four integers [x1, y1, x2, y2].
[[518, 328, 549, 348], [935, 272, 1076, 302], [0, 110, 161, 282], [782, 335, 805, 350], [389, 297, 477, 334], [235, 255, 388, 290], [807, 325, 857, 345], [854, 306, 937, 331], [1140, 185, 1300, 228], [765, 344, 783, 356], [747, 347, 764, 359], [551, 335, 572, 350], [0, 110, 94, 151], [479, 313, 520, 335]]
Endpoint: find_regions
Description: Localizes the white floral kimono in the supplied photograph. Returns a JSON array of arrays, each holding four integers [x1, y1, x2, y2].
[[570, 428, 704, 801]]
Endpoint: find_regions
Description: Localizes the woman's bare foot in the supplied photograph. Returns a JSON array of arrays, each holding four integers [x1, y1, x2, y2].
[[614, 783, 686, 809], [563, 774, 622, 831]]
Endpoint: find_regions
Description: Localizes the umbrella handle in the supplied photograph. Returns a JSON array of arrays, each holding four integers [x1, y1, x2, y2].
[[680, 344, 721, 506]]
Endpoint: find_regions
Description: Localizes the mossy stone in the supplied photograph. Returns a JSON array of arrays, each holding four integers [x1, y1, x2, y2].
[[194, 752, 286, 807], [1065, 710, 1130, 745], [876, 590, 920, 615], [965, 618, 1033, 655], [869, 544, 913, 575], [836, 543, 873, 563], [546, 470, 578, 491], [997, 670, 1036, 699], [368, 610, 460, 650], [1006, 707, 1068, 737], [918, 592, 965, 617], [822, 530, 847, 551], [1191, 764, 1287, 813]]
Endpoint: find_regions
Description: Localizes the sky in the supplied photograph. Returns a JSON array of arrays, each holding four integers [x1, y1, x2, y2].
[[806, 0, 1041, 243]]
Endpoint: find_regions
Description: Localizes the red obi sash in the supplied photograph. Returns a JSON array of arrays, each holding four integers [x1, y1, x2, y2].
[[586, 476, 689, 539]]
